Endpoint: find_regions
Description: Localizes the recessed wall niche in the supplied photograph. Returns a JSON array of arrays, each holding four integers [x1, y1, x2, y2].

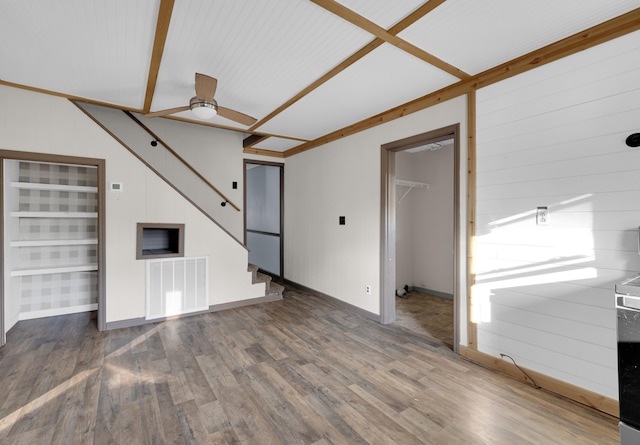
[[136, 223, 184, 259]]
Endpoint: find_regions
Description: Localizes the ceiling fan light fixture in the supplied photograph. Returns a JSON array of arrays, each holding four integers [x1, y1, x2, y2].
[[190, 96, 218, 119]]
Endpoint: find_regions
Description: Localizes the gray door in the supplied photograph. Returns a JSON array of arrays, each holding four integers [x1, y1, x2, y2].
[[245, 162, 283, 277]]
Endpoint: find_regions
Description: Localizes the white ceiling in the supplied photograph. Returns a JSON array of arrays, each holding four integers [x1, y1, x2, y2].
[[0, 0, 638, 154]]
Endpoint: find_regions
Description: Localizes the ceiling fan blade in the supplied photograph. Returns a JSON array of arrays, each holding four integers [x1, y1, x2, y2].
[[217, 106, 257, 126], [144, 105, 190, 118], [195, 73, 217, 101]]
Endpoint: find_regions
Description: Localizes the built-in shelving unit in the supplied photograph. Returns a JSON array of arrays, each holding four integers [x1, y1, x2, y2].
[[3, 159, 99, 322]]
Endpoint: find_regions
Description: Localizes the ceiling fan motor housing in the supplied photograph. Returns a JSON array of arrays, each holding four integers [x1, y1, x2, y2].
[[190, 96, 217, 111]]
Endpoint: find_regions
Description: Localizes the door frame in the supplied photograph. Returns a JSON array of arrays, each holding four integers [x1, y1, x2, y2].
[[243, 160, 284, 279], [0, 150, 106, 347], [380, 124, 460, 352]]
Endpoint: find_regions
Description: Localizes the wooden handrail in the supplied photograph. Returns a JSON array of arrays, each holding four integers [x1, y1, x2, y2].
[[124, 111, 241, 211]]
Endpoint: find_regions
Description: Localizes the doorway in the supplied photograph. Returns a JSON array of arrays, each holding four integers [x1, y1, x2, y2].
[[244, 160, 284, 279], [381, 124, 460, 352], [1, 151, 106, 347]]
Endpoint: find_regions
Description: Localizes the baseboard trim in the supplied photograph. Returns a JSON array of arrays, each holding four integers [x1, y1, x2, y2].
[[106, 317, 149, 330], [106, 294, 282, 330], [409, 286, 453, 300], [209, 294, 282, 312], [458, 345, 619, 418], [283, 279, 380, 322]]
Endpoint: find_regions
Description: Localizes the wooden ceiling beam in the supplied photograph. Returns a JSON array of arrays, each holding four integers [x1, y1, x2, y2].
[[243, 134, 269, 148], [248, 1, 444, 132], [243, 147, 286, 158], [142, 0, 175, 113], [389, 0, 447, 33], [284, 7, 640, 158], [310, 0, 469, 80]]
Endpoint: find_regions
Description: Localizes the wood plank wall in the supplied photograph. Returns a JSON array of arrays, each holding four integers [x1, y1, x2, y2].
[[473, 30, 640, 401]]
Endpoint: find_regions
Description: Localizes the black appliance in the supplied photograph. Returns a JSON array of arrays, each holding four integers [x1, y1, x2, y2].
[[616, 274, 640, 443]]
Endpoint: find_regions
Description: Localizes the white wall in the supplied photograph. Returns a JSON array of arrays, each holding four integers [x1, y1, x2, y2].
[[143, 116, 246, 240], [396, 145, 455, 295], [474, 30, 640, 400], [285, 96, 467, 331], [0, 85, 264, 325], [395, 153, 414, 291]]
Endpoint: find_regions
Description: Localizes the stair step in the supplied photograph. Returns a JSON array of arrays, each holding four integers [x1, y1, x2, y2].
[[248, 263, 259, 281], [268, 282, 284, 297], [256, 272, 272, 284], [248, 264, 283, 298]]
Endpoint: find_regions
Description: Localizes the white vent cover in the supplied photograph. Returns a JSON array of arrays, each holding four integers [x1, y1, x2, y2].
[[146, 256, 208, 320]]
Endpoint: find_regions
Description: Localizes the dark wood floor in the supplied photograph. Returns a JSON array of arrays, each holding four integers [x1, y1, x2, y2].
[[0, 286, 618, 444]]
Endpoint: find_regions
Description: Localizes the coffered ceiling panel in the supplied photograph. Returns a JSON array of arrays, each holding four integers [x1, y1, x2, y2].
[[399, 0, 640, 75], [255, 43, 459, 140], [252, 137, 305, 153], [151, 0, 374, 128], [0, 1, 638, 156], [0, 0, 157, 109]]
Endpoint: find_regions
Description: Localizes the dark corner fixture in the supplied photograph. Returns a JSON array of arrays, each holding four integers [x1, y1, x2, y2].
[[626, 133, 640, 147], [221, 201, 227, 207], [150, 139, 158, 147]]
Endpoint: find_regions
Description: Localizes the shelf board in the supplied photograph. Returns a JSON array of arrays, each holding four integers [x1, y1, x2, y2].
[[10, 239, 98, 247], [10, 182, 98, 193], [10, 211, 97, 218], [19, 303, 98, 321], [11, 264, 98, 277]]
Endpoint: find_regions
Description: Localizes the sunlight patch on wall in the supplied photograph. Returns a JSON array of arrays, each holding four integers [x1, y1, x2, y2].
[[473, 195, 598, 324]]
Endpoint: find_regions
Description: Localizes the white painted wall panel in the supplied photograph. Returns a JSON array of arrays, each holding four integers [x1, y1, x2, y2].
[[475, 30, 640, 400]]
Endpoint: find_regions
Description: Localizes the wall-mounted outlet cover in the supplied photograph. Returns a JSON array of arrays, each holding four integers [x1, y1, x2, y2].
[[536, 206, 549, 225], [339, 216, 346, 225], [365, 285, 371, 294], [110, 182, 123, 192]]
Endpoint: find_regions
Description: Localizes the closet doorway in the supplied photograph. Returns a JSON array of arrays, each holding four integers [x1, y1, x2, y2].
[[1, 151, 106, 347], [381, 125, 460, 352]]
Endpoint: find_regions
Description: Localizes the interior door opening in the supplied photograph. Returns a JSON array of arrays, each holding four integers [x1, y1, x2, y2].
[[381, 125, 460, 352], [1, 151, 106, 347], [244, 161, 284, 279]]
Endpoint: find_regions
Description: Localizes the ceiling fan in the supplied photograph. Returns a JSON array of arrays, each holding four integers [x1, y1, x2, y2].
[[144, 73, 257, 126]]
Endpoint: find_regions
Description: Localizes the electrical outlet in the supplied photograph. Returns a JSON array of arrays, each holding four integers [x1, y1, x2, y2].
[[365, 285, 371, 295], [536, 206, 549, 226]]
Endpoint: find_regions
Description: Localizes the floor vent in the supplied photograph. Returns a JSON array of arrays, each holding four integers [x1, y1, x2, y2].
[[146, 256, 208, 320]]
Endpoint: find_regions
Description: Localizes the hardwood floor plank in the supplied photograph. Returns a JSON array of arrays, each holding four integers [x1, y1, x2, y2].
[[198, 399, 230, 434], [175, 399, 212, 445], [48, 374, 89, 444], [71, 366, 101, 443], [153, 381, 184, 445]]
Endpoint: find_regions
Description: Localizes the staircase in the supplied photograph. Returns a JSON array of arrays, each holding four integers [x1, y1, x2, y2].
[[248, 264, 284, 299]]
